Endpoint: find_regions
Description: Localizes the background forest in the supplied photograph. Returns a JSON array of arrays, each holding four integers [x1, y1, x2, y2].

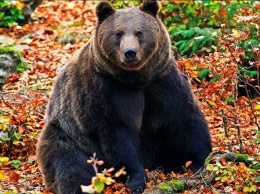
[[0, 0, 259, 193]]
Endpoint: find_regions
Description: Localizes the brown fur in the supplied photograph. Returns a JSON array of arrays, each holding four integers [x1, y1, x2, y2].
[[37, 1, 211, 194]]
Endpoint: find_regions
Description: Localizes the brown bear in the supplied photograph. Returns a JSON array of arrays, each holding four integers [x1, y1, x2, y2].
[[36, 1, 212, 194]]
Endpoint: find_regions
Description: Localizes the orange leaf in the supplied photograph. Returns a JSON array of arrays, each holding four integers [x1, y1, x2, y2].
[[185, 161, 192, 168], [43, 187, 52, 193], [170, 171, 178, 178], [96, 160, 104, 166], [191, 71, 199, 77], [221, 10, 227, 16], [146, 181, 154, 188], [221, 158, 227, 165], [18, 125, 24, 134], [159, 173, 167, 180], [247, 148, 253, 155], [169, 0, 182, 4], [183, 18, 189, 24]]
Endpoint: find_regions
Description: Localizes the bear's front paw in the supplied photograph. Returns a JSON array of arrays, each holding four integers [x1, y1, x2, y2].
[[125, 173, 147, 194]]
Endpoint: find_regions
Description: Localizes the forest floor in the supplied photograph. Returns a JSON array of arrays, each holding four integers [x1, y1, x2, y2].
[[0, 1, 259, 193]]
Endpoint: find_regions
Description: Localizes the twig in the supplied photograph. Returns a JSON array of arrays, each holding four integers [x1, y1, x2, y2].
[[235, 118, 243, 154], [220, 30, 260, 131], [221, 109, 228, 137], [0, 94, 14, 110], [243, 77, 260, 130], [0, 109, 19, 124]]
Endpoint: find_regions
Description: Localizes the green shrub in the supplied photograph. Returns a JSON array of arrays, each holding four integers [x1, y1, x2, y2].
[[0, 0, 25, 27], [110, 0, 141, 9], [172, 27, 219, 57]]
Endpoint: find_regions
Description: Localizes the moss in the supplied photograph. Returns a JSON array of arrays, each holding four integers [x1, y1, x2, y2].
[[0, 46, 29, 73], [168, 180, 185, 192], [58, 34, 76, 45], [0, 46, 17, 54], [158, 183, 171, 191], [157, 180, 185, 193], [234, 154, 252, 164]]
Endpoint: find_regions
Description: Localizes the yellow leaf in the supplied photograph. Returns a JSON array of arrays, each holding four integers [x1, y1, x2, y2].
[[16, 2, 25, 9], [0, 172, 7, 181], [191, 71, 199, 77], [159, 1, 162, 9], [103, 177, 115, 185], [0, 157, 9, 163], [189, 40, 194, 47], [86, 160, 92, 164], [232, 29, 239, 36], [207, 100, 216, 106], [194, 77, 201, 83], [255, 104, 260, 110]]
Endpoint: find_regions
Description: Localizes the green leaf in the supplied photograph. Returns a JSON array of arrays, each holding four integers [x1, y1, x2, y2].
[[206, 164, 213, 171], [28, 158, 34, 164], [252, 163, 260, 169], [10, 9, 16, 15], [243, 187, 249, 192], [253, 138, 260, 143], [13, 133, 22, 140], [13, 133, 21, 140], [18, 15, 24, 20], [94, 180, 105, 193], [209, 75, 219, 83], [255, 176, 260, 182], [0, 12, 5, 18], [11, 160, 21, 169], [186, 5, 195, 14], [221, 176, 227, 182], [208, 20, 214, 26], [224, 95, 235, 104], [198, 68, 210, 80]]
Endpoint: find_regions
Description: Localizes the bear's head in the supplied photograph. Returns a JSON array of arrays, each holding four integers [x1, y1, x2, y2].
[[94, 0, 171, 74]]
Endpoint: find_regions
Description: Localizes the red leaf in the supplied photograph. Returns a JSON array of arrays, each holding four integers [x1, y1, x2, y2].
[[9, 171, 20, 184]]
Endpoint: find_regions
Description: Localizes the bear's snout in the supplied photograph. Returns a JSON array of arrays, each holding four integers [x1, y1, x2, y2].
[[124, 48, 137, 60], [119, 36, 142, 70]]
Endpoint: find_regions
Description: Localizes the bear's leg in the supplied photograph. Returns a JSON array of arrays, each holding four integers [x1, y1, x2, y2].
[[153, 137, 186, 173], [152, 121, 211, 174], [37, 124, 95, 194], [100, 129, 147, 193], [53, 150, 95, 194], [185, 126, 212, 173]]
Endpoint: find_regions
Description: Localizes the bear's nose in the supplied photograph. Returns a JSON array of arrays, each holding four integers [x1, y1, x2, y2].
[[124, 48, 137, 59]]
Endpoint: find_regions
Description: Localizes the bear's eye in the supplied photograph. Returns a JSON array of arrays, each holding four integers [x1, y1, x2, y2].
[[136, 31, 142, 37], [116, 32, 123, 38]]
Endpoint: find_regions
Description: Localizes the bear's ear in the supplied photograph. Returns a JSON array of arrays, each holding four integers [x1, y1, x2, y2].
[[96, 1, 115, 24], [139, 0, 159, 17]]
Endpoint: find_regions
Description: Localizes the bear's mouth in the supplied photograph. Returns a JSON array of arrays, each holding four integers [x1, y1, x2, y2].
[[123, 59, 138, 64], [119, 60, 143, 71]]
